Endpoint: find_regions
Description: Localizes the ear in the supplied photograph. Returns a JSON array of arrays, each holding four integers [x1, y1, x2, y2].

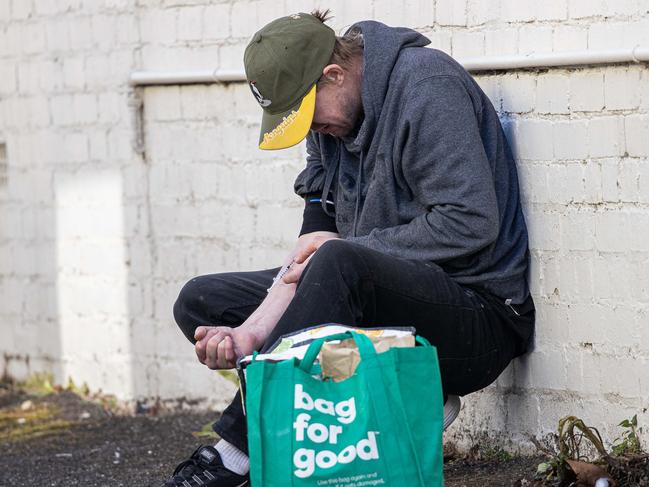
[[322, 64, 345, 85]]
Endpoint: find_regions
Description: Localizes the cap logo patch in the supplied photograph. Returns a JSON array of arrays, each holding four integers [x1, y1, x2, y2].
[[289, 14, 301, 19], [263, 110, 299, 144], [249, 81, 272, 107]]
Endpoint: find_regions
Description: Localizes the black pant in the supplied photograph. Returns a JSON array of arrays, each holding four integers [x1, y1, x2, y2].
[[173, 239, 534, 453]]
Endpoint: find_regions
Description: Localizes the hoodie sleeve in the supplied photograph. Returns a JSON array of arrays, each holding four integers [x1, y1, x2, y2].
[[346, 75, 499, 262], [294, 132, 338, 236]]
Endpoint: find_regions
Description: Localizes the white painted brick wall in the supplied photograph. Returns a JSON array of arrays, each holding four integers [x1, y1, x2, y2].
[[436, 0, 468, 26], [1, 0, 648, 453], [536, 74, 569, 114]]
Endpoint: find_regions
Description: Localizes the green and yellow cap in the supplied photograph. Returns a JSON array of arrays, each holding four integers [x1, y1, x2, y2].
[[244, 13, 335, 150]]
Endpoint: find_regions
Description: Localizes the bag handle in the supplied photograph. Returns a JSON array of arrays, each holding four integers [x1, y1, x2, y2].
[[298, 331, 377, 373], [245, 360, 266, 486]]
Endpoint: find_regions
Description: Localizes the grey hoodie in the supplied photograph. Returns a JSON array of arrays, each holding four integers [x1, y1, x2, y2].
[[294, 21, 531, 304]]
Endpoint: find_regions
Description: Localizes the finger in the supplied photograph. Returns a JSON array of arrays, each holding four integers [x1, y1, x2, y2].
[[196, 328, 221, 362], [205, 332, 225, 369], [195, 340, 206, 363], [194, 326, 208, 341], [285, 254, 313, 283], [282, 274, 296, 284], [294, 242, 317, 264], [195, 336, 214, 363], [197, 328, 224, 348], [282, 263, 304, 284], [217, 338, 233, 369], [223, 337, 236, 368], [200, 327, 221, 342]]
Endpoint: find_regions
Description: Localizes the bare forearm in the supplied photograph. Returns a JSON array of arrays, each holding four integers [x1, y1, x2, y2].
[[194, 281, 297, 369], [247, 231, 338, 333], [240, 280, 296, 343], [195, 232, 340, 368], [240, 231, 340, 343]]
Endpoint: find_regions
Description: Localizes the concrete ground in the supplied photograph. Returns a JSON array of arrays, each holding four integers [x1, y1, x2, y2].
[[0, 383, 541, 486]]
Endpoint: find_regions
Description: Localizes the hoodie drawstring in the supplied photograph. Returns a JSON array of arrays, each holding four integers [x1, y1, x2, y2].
[[320, 142, 340, 218], [352, 150, 364, 237]]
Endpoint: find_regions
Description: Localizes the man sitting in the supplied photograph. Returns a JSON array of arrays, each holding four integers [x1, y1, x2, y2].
[[161, 10, 535, 487]]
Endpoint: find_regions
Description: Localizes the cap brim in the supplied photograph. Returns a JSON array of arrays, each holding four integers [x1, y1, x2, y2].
[[258, 84, 316, 150]]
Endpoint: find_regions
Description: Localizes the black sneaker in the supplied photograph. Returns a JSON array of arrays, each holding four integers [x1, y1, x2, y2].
[[161, 445, 249, 487]]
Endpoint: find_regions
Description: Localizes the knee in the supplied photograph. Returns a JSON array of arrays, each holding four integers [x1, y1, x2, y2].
[[173, 276, 216, 343]]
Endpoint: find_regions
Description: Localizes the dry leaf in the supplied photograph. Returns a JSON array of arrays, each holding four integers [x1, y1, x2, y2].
[[565, 459, 616, 487]]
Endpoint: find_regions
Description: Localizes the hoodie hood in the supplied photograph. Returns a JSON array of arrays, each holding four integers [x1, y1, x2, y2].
[[346, 21, 431, 152], [294, 21, 531, 304]]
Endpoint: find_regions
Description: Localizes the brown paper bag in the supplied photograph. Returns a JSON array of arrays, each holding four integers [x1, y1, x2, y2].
[[319, 335, 415, 382]]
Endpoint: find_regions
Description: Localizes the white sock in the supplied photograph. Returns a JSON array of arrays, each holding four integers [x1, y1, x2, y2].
[[215, 440, 250, 475]]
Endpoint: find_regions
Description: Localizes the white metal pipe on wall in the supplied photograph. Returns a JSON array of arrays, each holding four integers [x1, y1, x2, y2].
[[129, 46, 649, 86], [461, 46, 649, 71], [129, 69, 246, 86]]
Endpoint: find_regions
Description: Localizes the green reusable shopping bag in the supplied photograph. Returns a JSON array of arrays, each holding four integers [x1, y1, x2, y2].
[[245, 330, 444, 486]]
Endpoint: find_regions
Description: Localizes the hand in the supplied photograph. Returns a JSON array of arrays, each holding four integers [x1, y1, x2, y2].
[[282, 235, 340, 284], [282, 231, 339, 265], [194, 326, 261, 369]]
